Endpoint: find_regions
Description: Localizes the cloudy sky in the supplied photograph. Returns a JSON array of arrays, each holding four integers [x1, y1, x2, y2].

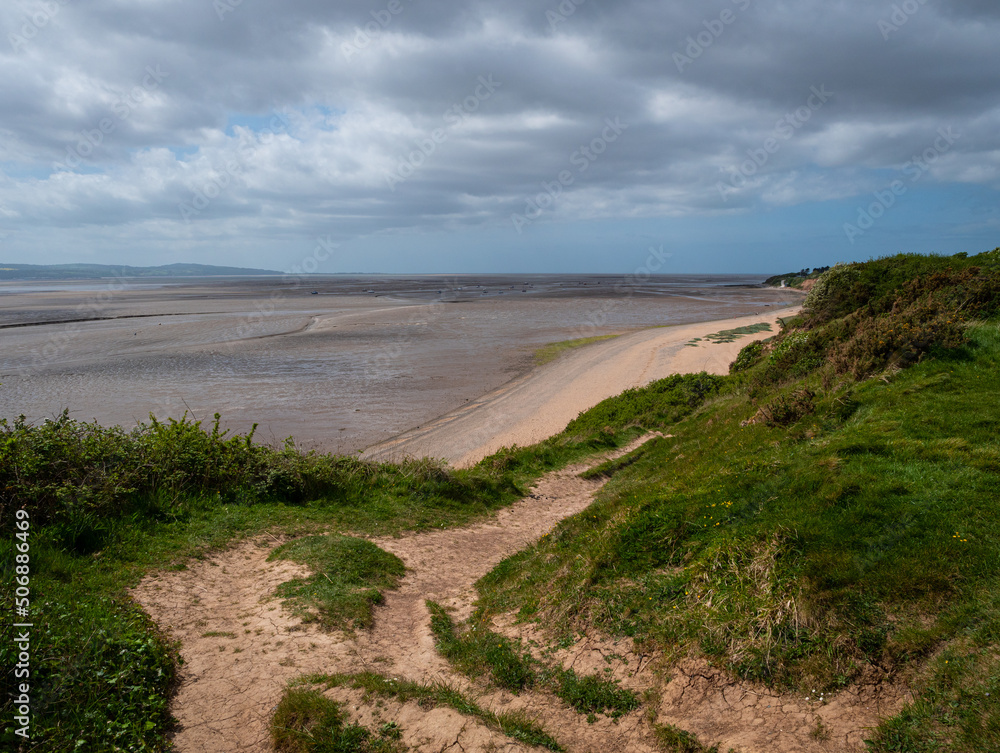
[[1, 0, 998, 273]]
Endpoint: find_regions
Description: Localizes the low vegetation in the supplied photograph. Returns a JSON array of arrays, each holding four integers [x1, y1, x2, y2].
[[3, 247, 999, 751], [271, 687, 403, 753], [534, 333, 621, 365], [269, 535, 406, 630], [764, 265, 832, 289], [427, 601, 639, 719], [686, 321, 772, 346], [476, 248, 1000, 750], [287, 673, 563, 751]]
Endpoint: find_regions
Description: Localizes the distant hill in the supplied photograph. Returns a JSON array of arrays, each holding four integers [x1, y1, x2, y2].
[[0, 262, 283, 280]]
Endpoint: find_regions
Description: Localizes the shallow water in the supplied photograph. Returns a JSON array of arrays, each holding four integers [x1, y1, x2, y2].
[[0, 274, 800, 453]]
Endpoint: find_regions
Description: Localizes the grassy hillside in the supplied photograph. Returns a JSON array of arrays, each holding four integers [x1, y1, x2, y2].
[[476, 248, 1000, 750], [3, 248, 999, 751]]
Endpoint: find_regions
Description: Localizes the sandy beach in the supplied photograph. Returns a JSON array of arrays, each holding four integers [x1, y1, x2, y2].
[[362, 307, 798, 466], [1, 275, 801, 456]]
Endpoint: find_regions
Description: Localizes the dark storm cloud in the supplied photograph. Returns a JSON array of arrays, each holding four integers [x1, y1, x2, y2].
[[0, 0, 998, 263]]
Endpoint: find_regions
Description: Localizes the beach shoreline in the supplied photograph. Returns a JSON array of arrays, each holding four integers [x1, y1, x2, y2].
[[1, 276, 801, 455], [363, 306, 799, 466]]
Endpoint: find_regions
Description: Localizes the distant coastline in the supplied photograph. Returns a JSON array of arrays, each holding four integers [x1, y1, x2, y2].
[[0, 262, 282, 281]]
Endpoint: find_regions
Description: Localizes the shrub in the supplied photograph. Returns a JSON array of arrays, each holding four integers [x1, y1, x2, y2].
[[730, 340, 764, 373], [829, 300, 966, 379], [802, 263, 861, 324], [746, 389, 816, 427]]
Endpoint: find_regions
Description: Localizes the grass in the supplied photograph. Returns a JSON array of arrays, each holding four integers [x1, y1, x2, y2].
[[293, 672, 563, 751], [473, 254, 1000, 750], [534, 334, 621, 365], [269, 535, 406, 630], [271, 687, 403, 753], [686, 321, 772, 346], [653, 722, 721, 752], [0, 422, 529, 752], [427, 601, 535, 691], [427, 601, 639, 718]]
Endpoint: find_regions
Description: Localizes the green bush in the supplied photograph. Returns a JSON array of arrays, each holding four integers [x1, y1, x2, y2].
[[564, 372, 725, 434], [729, 340, 765, 373]]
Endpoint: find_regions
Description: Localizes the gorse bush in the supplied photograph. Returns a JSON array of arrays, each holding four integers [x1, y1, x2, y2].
[[829, 299, 966, 378], [736, 250, 1000, 388], [800, 249, 1000, 326], [0, 411, 521, 537]]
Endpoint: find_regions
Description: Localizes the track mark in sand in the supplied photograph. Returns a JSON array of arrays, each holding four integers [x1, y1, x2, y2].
[[132, 434, 662, 752]]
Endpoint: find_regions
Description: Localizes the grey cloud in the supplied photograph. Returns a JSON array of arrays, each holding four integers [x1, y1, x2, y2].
[[1, 0, 998, 260]]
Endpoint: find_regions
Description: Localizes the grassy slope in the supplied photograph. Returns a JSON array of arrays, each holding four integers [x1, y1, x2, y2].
[[3, 248, 999, 751], [475, 249, 1000, 751]]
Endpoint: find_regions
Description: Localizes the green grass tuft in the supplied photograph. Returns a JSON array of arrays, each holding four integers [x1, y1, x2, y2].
[[534, 334, 621, 365], [269, 535, 406, 630], [427, 601, 535, 691], [653, 722, 720, 752], [688, 321, 772, 346], [427, 601, 639, 717], [270, 687, 401, 753]]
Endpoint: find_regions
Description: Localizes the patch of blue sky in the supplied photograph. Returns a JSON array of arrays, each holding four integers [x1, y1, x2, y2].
[[1, 163, 74, 180], [168, 146, 199, 159], [224, 111, 295, 136]]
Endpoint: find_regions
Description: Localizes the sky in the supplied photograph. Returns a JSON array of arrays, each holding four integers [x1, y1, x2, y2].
[[0, 0, 998, 274]]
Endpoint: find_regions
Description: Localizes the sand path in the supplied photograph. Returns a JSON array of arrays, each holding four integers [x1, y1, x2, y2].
[[132, 435, 662, 752], [361, 308, 798, 467], [133, 428, 905, 753]]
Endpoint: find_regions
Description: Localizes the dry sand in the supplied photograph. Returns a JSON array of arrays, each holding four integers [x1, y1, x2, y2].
[[362, 308, 799, 467]]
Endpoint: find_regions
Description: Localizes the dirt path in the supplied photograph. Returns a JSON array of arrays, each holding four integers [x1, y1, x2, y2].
[[134, 430, 906, 753], [361, 308, 798, 467], [133, 436, 660, 751]]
